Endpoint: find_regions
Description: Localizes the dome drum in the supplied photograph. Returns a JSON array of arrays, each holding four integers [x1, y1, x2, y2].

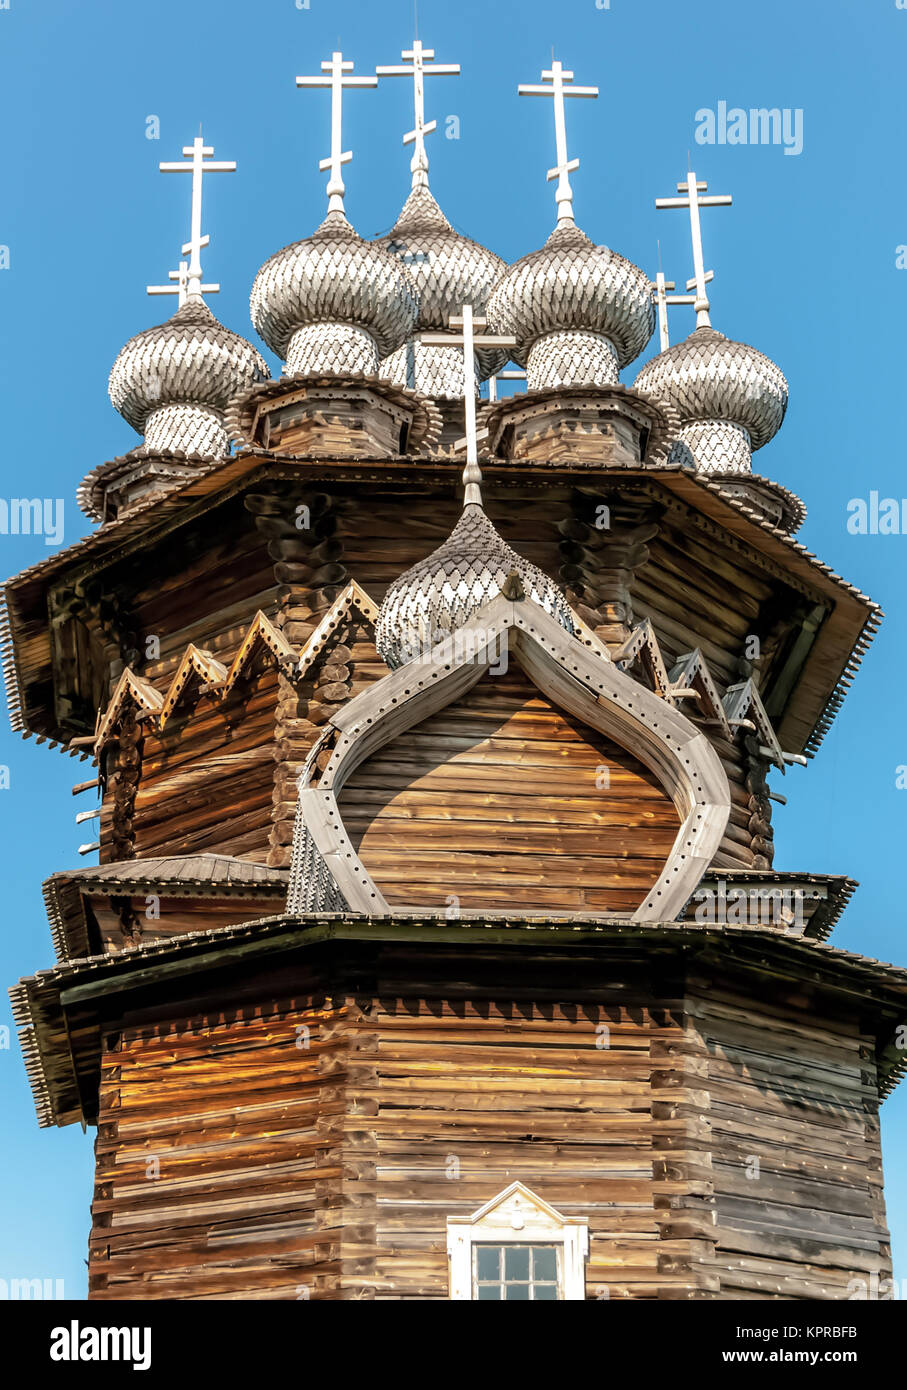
[[481, 383, 682, 468], [380, 340, 481, 401], [144, 403, 227, 458], [526, 329, 620, 391], [670, 419, 753, 475], [286, 323, 380, 377]]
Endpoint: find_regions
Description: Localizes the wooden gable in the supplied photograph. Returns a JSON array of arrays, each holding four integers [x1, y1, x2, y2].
[[337, 660, 680, 916]]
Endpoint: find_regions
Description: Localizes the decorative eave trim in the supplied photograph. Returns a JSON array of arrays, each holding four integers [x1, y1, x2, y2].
[[0, 583, 24, 735], [296, 580, 380, 678], [668, 649, 732, 738], [159, 645, 228, 727], [223, 610, 296, 688], [93, 667, 163, 750]]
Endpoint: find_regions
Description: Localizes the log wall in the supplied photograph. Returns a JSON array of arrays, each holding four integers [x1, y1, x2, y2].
[[339, 663, 680, 915], [86, 948, 887, 1301]]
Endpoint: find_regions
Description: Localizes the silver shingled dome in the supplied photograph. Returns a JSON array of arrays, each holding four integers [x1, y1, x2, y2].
[[250, 210, 419, 362], [375, 186, 507, 376], [486, 223, 654, 369], [375, 504, 574, 670], [633, 326, 788, 450], [108, 297, 270, 441]]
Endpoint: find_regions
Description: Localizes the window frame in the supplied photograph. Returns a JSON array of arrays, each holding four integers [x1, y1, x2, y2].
[[447, 1181, 589, 1301]]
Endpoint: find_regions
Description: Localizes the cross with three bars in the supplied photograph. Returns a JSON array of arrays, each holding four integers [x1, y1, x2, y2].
[[518, 59, 598, 227], [655, 172, 732, 328], [158, 137, 236, 300], [297, 52, 378, 215], [421, 307, 516, 470], [376, 40, 460, 190]]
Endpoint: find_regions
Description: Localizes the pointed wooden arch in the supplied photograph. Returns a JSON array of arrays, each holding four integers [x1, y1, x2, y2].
[[223, 611, 296, 691], [94, 668, 163, 751], [159, 645, 227, 728], [296, 594, 731, 922]]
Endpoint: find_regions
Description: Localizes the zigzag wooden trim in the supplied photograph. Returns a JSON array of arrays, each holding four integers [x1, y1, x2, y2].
[[614, 617, 670, 695], [159, 646, 227, 728], [296, 580, 380, 679], [723, 679, 785, 767], [668, 649, 732, 738], [223, 610, 297, 691], [94, 668, 163, 750]]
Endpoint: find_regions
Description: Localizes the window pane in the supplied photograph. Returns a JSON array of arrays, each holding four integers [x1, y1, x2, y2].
[[533, 1283, 558, 1301], [504, 1246, 530, 1282], [532, 1247, 557, 1282], [506, 1283, 530, 1300], [477, 1283, 502, 1300], [475, 1246, 500, 1282]]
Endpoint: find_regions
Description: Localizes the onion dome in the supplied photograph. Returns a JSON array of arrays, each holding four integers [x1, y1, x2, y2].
[[486, 223, 654, 390], [375, 494, 574, 670], [375, 187, 507, 398], [250, 210, 419, 377], [108, 296, 270, 457], [633, 326, 788, 474]]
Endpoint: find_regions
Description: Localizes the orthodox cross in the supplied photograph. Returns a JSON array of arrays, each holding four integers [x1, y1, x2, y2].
[[297, 52, 378, 215], [147, 260, 219, 308], [519, 59, 598, 227], [159, 137, 236, 299], [650, 271, 695, 352], [655, 172, 732, 327], [376, 40, 460, 190], [421, 306, 516, 479]]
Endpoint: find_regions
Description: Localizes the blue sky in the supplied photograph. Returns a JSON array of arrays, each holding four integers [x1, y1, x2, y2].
[[1, 0, 905, 1298]]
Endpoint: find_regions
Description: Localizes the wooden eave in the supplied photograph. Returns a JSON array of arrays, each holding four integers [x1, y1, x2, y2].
[[12, 904, 906, 1130], [1, 453, 878, 756], [43, 855, 289, 961]]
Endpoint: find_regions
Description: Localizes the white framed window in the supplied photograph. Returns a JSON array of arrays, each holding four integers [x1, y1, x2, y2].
[[447, 1182, 589, 1301]]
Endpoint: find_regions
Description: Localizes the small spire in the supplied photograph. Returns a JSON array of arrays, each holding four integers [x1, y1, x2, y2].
[[297, 51, 378, 215], [159, 137, 236, 300], [655, 172, 732, 328], [518, 58, 598, 228]]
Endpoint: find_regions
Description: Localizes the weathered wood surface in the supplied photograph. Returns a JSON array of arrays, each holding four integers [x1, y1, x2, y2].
[[85, 948, 891, 1300], [338, 665, 680, 914]]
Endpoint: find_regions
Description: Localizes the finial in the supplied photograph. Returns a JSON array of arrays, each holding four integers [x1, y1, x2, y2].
[[297, 51, 378, 215], [377, 40, 460, 191], [655, 172, 732, 328], [518, 58, 598, 227], [650, 271, 695, 352], [147, 259, 220, 309], [159, 137, 236, 301], [421, 305, 515, 504]]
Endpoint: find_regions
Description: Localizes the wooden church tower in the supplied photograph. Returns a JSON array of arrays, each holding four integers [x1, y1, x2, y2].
[[7, 44, 907, 1301]]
